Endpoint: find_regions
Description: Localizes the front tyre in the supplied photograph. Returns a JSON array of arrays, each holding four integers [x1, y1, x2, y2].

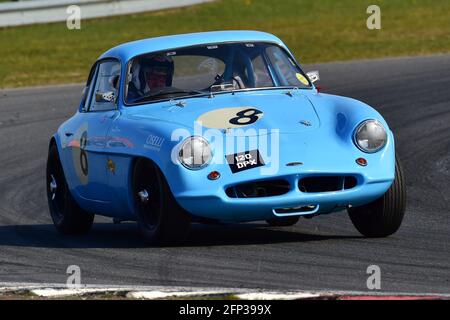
[[132, 158, 190, 245], [46, 144, 94, 234], [348, 157, 406, 237]]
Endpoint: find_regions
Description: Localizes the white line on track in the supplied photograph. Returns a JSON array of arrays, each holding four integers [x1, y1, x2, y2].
[[0, 282, 449, 299]]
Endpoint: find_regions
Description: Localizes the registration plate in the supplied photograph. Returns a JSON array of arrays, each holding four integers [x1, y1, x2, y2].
[[226, 149, 265, 173]]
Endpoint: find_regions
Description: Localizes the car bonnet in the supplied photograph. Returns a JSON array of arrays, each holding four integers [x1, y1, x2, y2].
[[125, 89, 320, 136]]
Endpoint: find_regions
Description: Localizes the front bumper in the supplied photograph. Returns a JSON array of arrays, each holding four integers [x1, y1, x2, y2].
[[167, 131, 396, 222], [176, 173, 393, 222]]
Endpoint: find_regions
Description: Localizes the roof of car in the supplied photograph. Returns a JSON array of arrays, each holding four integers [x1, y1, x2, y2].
[[98, 30, 287, 62]]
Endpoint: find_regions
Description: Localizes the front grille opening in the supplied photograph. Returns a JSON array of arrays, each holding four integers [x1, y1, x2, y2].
[[274, 205, 317, 214], [226, 179, 290, 198], [299, 176, 358, 193], [343, 176, 357, 190]]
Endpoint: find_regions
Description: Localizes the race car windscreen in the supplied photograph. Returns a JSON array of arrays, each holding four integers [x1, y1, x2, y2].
[[125, 42, 311, 104]]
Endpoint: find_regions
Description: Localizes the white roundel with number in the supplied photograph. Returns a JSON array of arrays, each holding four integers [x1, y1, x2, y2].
[[196, 107, 264, 129], [70, 122, 89, 185]]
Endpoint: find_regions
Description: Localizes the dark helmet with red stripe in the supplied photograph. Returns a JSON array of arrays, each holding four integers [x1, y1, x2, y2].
[[141, 54, 174, 88]]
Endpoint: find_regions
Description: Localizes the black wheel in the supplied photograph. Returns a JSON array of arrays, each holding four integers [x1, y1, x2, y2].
[[132, 158, 190, 245], [46, 144, 94, 234], [348, 157, 406, 237], [266, 216, 300, 227]]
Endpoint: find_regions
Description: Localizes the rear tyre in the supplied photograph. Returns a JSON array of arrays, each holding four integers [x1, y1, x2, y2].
[[132, 158, 190, 245], [348, 157, 406, 237], [46, 144, 94, 234], [266, 216, 300, 227]]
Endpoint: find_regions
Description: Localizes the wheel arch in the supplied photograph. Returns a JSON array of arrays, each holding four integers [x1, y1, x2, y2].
[[126, 155, 192, 219], [47, 134, 68, 181], [49, 136, 57, 148], [126, 155, 164, 217]]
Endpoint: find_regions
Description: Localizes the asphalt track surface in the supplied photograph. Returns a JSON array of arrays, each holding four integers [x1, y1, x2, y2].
[[0, 55, 449, 293]]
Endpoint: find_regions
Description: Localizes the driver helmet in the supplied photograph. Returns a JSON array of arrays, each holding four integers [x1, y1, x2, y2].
[[141, 54, 174, 92]]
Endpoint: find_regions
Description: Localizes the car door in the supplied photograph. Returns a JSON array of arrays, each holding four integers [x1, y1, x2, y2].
[[62, 59, 121, 202]]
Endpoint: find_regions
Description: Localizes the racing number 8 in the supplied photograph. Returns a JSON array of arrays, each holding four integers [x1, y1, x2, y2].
[[229, 108, 262, 126], [80, 131, 88, 176]]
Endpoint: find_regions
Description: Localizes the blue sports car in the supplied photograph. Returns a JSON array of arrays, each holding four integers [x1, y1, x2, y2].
[[46, 31, 406, 244]]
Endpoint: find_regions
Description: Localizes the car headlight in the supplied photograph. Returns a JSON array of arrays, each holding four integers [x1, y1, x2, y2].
[[178, 136, 212, 170], [354, 120, 387, 153]]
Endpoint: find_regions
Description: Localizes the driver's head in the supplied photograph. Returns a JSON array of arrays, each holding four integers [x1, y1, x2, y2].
[[142, 54, 174, 92]]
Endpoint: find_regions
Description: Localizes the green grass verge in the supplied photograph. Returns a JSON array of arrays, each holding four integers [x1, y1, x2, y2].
[[1, 0, 449, 88]]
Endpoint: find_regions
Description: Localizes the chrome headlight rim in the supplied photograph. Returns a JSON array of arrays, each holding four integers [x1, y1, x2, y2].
[[178, 136, 212, 170], [353, 119, 387, 153]]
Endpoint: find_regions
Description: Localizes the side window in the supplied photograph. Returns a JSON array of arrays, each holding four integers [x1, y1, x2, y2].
[[80, 64, 98, 111], [88, 60, 121, 111]]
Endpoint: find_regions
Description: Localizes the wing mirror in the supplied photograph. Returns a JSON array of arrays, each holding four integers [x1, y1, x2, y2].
[[306, 70, 320, 84], [95, 91, 116, 103]]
